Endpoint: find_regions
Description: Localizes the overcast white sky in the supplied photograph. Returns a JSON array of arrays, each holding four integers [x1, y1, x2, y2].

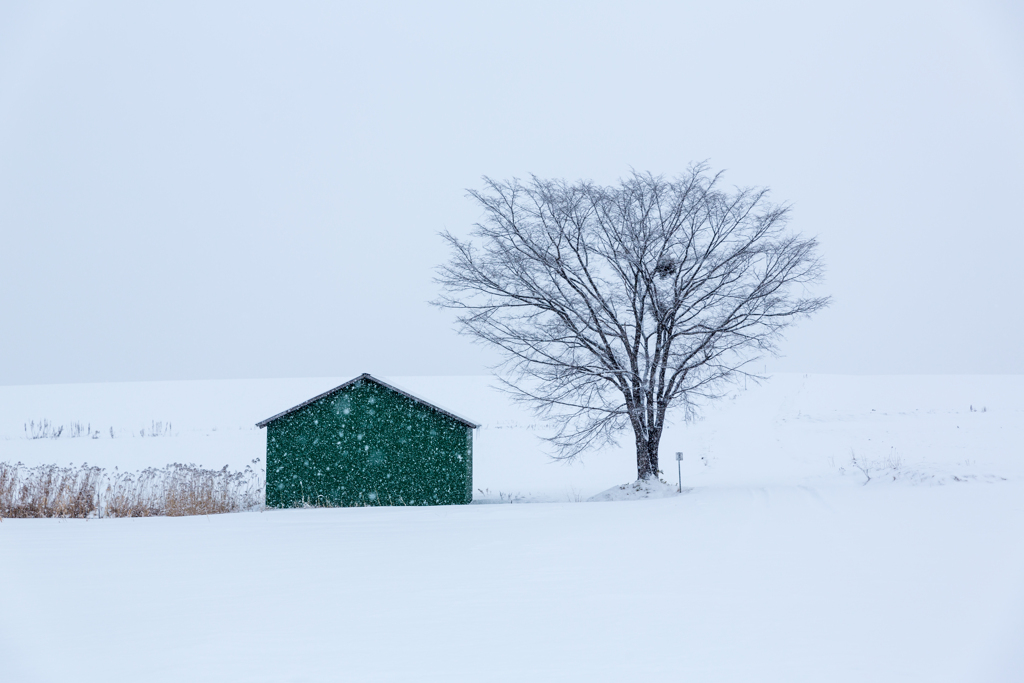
[[1, 0, 1021, 385]]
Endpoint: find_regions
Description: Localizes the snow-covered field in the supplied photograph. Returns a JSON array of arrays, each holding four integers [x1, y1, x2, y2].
[[2, 374, 1022, 682]]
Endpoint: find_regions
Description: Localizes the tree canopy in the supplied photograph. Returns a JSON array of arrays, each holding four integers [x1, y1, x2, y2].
[[436, 165, 829, 479]]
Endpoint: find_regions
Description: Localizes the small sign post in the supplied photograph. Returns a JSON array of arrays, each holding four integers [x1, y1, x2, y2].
[[675, 451, 683, 493]]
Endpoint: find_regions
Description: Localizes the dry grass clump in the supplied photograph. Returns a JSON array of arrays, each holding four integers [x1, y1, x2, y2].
[[0, 463, 103, 518], [101, 464, 263, 517], [0, 462, 263, 519]]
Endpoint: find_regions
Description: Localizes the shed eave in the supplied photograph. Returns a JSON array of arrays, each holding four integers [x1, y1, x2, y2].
[[255, 373, 480, 429]]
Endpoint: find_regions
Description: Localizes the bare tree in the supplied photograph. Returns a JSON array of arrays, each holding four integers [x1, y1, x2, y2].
[[435, 165, 829, 481]]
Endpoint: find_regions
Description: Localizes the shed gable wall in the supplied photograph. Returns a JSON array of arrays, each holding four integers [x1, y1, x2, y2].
[[265, 379, 472, 507]]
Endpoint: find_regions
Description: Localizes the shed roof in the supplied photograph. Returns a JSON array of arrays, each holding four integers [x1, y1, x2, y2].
[[256, 373, 480, 429]]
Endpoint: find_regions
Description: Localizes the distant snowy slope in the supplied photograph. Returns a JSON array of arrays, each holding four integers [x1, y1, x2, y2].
[[0, 374, 1021, 497]]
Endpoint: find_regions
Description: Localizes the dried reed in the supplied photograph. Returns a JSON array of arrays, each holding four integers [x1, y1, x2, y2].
[[0, 463, 102, 518], [0, 462, 263, 519]]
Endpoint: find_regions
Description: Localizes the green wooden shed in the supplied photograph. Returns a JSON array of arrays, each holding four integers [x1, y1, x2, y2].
[[257, 374, 477, 508]]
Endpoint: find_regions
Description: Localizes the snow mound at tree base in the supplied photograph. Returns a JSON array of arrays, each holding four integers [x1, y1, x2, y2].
[[587, 478, 684, 502]]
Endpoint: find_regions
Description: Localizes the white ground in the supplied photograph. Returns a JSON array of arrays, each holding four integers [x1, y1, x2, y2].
[[1, 374, 1022, 682]]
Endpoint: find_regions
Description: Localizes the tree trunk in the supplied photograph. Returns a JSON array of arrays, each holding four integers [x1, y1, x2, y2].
[[635, 428, 662, 480]]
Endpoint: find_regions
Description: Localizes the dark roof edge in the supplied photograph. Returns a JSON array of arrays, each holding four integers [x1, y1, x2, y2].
[[256, 373, 480, 429]]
